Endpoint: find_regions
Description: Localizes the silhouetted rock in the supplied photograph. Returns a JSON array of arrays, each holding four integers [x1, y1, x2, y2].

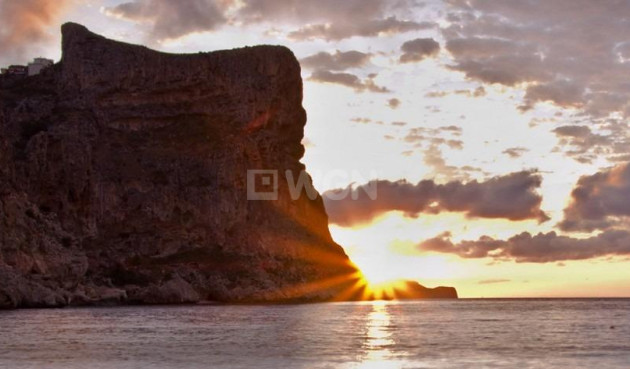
[[0, 23, 456, 308], [396, 281, 459, 299]]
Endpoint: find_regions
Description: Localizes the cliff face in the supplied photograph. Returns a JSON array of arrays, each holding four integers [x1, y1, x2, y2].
[[0, 23, 364, 308], [0, 24, 456, 308]]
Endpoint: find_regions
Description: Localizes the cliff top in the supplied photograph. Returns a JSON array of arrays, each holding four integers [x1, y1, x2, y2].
[[58, 22, 301, 92]]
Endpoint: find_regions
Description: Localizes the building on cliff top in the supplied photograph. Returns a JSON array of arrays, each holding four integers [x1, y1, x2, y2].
[[1, 65, 28, 76], [1, 58, 53, 77], [28, 58, 54, 76]]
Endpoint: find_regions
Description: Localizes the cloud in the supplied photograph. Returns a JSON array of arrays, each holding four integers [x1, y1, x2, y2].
[[559, 162, 630, 232], [399, 37, 440, 63], [424, 86, 486, 98], [502, 147, 529, 158], [351, 117, 372, 124], [478, 279, 511, 285], [399, 126, 469, 180], [102, 0, 432, 42], [551, 125, 613, 163], [323, 171, 549, 227], [473, 86, 487, 97], [439, 125, 463, 135], [425, 91, 450, 98], [443, 0, 630, 120], [387, 98, 401, 109], [404, 126, 463, 144], [454, 86, 486, 97], [238, 0, 432, 41], [308, 70, 390, 93], [0, 0, 73, 64], [103, 0, 229, 40], [443, 0, 630, 163], [521, 80, 584, 110], [422, 143, 461, 179], [553, 125, 593, 138], [238, 0, 386, 23], [444, 36, 546, 85], [300, 50, 371, 71], [289, 17, 433, 41], [418, 229, 630, 263]]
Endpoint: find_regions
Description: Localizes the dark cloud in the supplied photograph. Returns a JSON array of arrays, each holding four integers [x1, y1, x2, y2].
[[238, 0, 386, 23], [102, 1, 432, 44], [444, 3, 630, 162], [104, 0, 229, 40], [443, 0, 630, 121], [323, 171, 549, 227], [300, 50, 371, 71], [289, 17, 433, 41], [446, 37, 521, 60], [239, 0, 432, 41], [552, 125, 613, 162], [0, 0, 73, 64], [444, 37, 547, 85], [418, 229, 630, 263], [553, 125, 593, 138], [442, 0, 630, 163], [308, 70, 390, 93], [521, 80, 584, 110], [399, 38, 440, 63], [559, 162, 630, 232]]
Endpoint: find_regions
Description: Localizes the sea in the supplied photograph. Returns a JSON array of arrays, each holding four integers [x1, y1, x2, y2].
[[0, 299, 628, 369]]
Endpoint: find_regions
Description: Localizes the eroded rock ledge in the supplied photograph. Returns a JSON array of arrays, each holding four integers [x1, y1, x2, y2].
[[0, 23, 456, 308]]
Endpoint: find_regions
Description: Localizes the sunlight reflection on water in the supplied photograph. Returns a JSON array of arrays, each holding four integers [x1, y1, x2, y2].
[[1, 300, 629, 369], [353, 302, 407, 369]]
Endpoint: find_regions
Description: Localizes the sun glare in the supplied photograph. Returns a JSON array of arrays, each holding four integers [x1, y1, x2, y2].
[[353, 257, 412, 300], [356, 259, 401, 286]]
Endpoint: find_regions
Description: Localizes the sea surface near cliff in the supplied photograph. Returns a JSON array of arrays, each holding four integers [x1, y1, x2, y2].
[[1, 299, 628, 368]]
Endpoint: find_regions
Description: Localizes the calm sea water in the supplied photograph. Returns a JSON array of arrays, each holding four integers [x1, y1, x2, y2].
[[0, 299, 629, 369]]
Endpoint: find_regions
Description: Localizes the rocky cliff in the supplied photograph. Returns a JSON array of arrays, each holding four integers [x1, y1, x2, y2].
[[0, 24, 456, 308]]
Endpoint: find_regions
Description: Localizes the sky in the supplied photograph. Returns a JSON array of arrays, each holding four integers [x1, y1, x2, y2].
[[2, 0, 630, 297]]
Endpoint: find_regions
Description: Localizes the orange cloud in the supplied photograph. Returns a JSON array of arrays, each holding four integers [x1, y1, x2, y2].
[[0, 0, 74, 63]]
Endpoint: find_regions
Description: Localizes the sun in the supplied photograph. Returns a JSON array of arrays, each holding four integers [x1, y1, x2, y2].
[[351, 255, 408, 300], [353, 255, 402, 286], [346, 242, 459, 300], [330, 223, 460, 299]]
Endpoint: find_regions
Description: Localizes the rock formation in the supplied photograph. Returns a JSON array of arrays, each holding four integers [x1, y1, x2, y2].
[[0, 23, 456, 308], [397, 282, 458, 299]]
